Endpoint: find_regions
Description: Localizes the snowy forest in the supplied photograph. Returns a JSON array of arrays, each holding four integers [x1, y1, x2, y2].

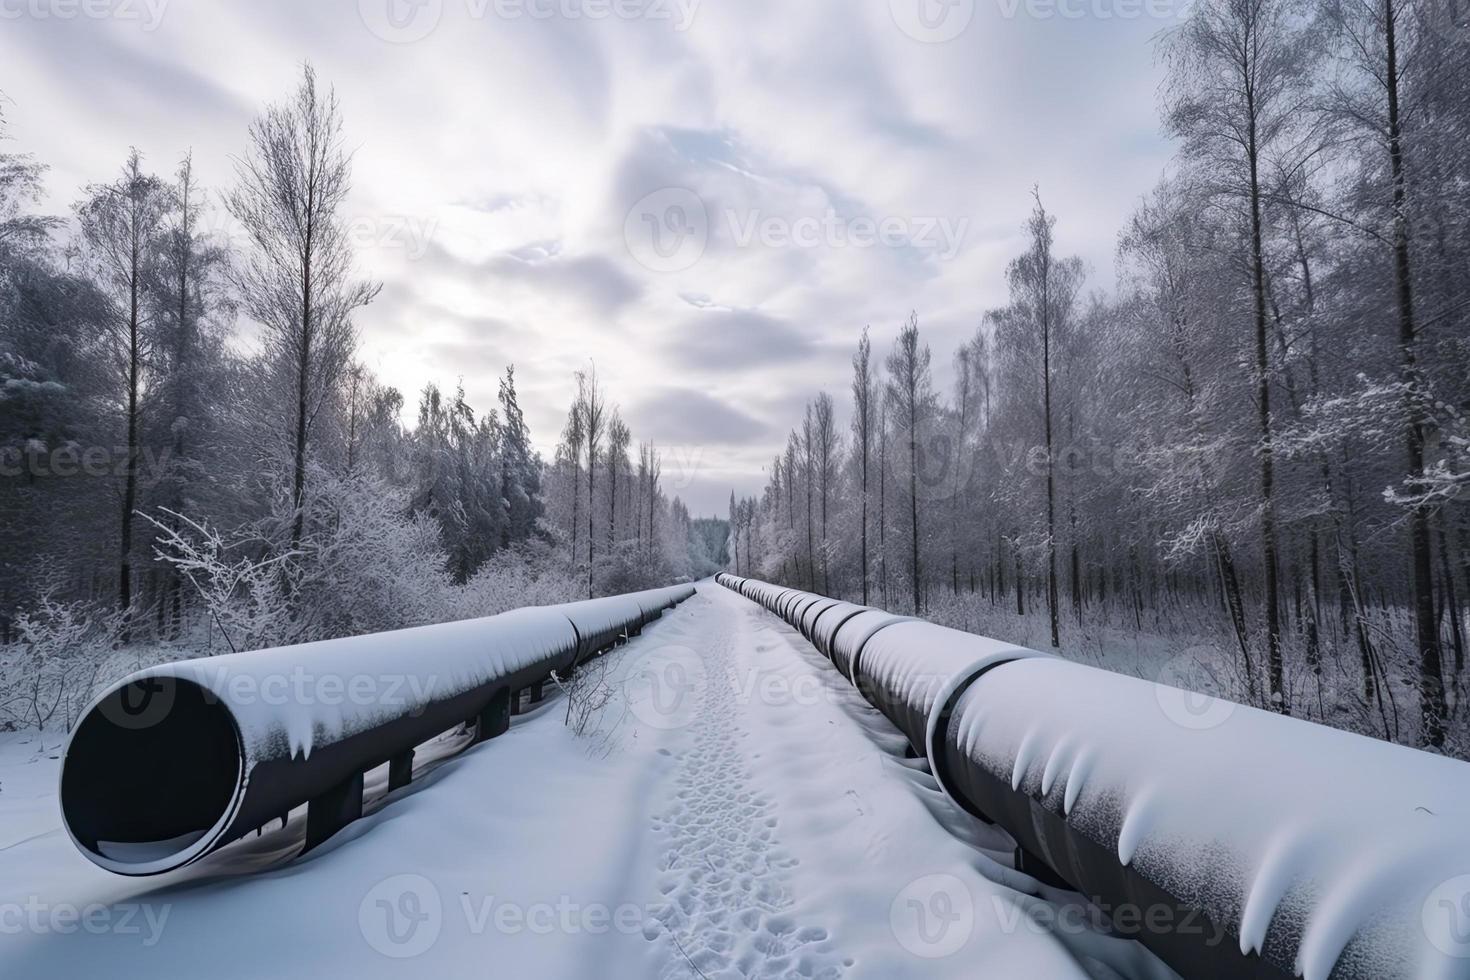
[[8, 1, 1470, 976], [724, 2, 1470, 756], [0, 68, 725, 732]]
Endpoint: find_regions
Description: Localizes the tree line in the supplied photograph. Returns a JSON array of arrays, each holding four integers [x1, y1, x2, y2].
[[726, 0, 1470, 752], [0, 65, 710, 716]]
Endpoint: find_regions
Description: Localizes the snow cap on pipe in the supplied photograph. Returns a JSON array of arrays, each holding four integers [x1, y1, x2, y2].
[[60, 585, 697, 877], [849, 618, 1051, 755], [942, 657, 1470, 980]]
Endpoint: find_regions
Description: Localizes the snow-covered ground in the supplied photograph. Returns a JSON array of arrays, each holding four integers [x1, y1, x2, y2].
[[0, 583, 1166, 978]]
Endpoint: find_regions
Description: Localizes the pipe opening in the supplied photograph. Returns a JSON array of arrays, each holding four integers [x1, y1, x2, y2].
[[62, 678, 242, 871]]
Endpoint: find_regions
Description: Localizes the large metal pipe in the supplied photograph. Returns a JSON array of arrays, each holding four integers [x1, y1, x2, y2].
[[716, 575, 1470, 980], [849, 619, 1050, 756], [62, 584, 695, 876], [828, 609, 913, 683], [796, 596, 843, 642], [807, 601, 870, 660]]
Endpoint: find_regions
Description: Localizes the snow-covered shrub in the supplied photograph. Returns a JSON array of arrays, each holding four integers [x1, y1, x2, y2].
[[288, 470, 455, 638], [0, 594, 120, 732], [143, 509, 297, 652], [552, 658, 617, 746], [594, 539, 671, 597], [148, 469, 456, 651], [454, 539, 581, 618]]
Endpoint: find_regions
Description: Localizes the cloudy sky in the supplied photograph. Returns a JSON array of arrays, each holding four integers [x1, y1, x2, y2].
[[1, 0, 1179, 514]]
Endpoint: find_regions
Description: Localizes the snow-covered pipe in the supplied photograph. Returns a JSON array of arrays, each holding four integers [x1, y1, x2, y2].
[[748, 581, 792, 614], [61, 585, 695, 877], [850, 620, 1052, 756], [937, 658, 1470, 980], [797, 596, 843, 642], [553, 588, 689, 661], [826, 609, 914, 683], [716, 576, 1470, 980], [807, 601, 870, 659], [788, 593, 826, 628]]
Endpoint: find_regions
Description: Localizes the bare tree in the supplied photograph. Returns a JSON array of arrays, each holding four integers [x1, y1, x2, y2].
[[562, 393, 586, 567], [851, 327, 875, 605], [885, 313, 933, 615], [729, 490, 741, 575], [878, 397, 890, 608], [992, 193, 1085, 647], [154, 151, 230, 635], [647, 444, 661, 558], [951, 342, 975, 596], [0, 98, 58, 253], [1164, 0, 1316, 709], [1320, 0, 1448, 743], [802, 406, 817, 592], [813, 392, 838, 595], [227, 63, 380, 554], [76, 149, 169, 637], [607, 411, 630, 551], [579, 366, 606, 597]]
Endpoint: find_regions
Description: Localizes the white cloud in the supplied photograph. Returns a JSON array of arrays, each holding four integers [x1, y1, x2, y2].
[[0, 0, 1174, 512]]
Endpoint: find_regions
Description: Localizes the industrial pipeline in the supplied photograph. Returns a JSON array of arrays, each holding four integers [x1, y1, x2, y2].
[[715, 573, 1470, 980]]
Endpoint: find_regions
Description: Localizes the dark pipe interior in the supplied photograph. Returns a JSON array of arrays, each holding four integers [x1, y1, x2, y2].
[[62, 678, 241, 858]]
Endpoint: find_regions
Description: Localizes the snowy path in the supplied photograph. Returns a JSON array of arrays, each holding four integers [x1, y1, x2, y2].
[[644, 604, 843, 979], [0, 583, 1165, 979]]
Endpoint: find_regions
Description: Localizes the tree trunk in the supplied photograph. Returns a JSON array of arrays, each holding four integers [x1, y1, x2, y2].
[[1246, 93, 1285, 711], [908, 420, 921, 615], [860, 448, 869, 606], [119, 261, 140, 641], [1384, 0, 1446, 745]]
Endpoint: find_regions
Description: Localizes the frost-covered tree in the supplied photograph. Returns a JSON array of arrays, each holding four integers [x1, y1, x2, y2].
[[227, 63, 380, 554], [76, 149, 169, 636]]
